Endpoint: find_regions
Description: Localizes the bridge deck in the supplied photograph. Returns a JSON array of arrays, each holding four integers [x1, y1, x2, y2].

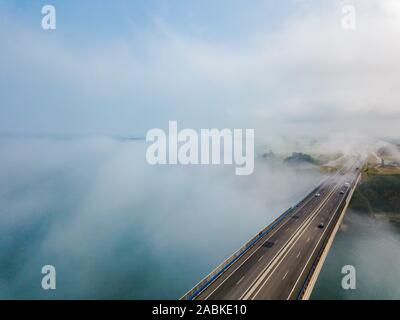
[[186, 158, 363, 300]]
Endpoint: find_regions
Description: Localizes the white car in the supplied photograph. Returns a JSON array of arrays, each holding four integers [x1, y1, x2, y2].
[[315, 193, 321, 197]]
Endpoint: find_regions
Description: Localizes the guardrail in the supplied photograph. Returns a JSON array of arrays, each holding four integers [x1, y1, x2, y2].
[[181, 175, 329, 300]]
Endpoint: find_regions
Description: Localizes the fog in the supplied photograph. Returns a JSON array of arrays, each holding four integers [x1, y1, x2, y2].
[[0, 136, 322, 298]]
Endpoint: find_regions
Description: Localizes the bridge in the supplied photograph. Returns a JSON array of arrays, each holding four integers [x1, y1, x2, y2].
[[182, 156, 364, 300]]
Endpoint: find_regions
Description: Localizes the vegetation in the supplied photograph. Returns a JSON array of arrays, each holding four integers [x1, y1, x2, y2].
[[365, 166, 400, 175], [284, 152, 317, 165], [351, 174, 400, 215]]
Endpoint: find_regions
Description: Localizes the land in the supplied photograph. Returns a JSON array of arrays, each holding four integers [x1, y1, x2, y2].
[[262, 142, 400, 224], [350, 144, 400, 226], [261, 149, 341, 170], [351, 174, 400, 214], [284, 152, 317, 165]]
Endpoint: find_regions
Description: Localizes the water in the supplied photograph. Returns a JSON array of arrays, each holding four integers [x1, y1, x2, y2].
[[312, 209, 400, 299], [0, 136, 322, 299]]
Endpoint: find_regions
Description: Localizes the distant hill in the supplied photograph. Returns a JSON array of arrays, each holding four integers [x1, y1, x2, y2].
[[284, 152, 317, 166], [262, 150, 278, 160]]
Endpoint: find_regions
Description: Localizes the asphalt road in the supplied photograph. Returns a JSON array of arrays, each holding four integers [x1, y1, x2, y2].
[[195, 159, 362, 300]]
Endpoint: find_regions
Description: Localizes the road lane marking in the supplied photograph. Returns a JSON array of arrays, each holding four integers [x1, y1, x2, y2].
[[296, 251, 301, 259], [236, 276, 245, 285], [258, 255, 264, 262], [282, 271, 289, 280], [307, 237, 310, 243]]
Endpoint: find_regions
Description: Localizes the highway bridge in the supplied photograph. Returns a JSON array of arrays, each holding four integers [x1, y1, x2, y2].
[[183, 157, 364, 300]]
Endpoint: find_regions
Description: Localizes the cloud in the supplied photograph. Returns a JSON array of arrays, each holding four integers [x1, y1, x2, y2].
[[0, 1, 399, 136]]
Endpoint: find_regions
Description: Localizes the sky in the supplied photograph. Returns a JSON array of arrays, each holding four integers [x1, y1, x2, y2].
[[1, 0, 400, 138]]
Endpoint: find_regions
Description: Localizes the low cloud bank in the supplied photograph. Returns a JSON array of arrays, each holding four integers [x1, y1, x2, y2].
[[0, 136, 323, 298]]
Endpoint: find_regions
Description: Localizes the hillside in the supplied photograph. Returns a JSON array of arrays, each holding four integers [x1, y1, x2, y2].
[[350, 174, 400, 214]]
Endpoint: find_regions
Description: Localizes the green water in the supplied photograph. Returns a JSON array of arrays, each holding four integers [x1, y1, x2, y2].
[[312, 176, 400, 300]]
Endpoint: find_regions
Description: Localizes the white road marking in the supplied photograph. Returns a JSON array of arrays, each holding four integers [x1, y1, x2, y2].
[[258, 255, 264, 262], [282, 271, 289, 280], [296, 251, 301, 259], [307, 237, 310, 243], [236, 276, 245, 285]]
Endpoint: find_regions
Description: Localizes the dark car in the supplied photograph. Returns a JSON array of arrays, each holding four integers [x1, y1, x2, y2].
[[318, 222, 324, 229]]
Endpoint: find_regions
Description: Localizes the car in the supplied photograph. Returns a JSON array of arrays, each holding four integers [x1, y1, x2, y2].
[[340, 190, 345, 194], [318, 222, 324, 229], [345, 182, 350, 187], [315, 193, 321, 197]]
